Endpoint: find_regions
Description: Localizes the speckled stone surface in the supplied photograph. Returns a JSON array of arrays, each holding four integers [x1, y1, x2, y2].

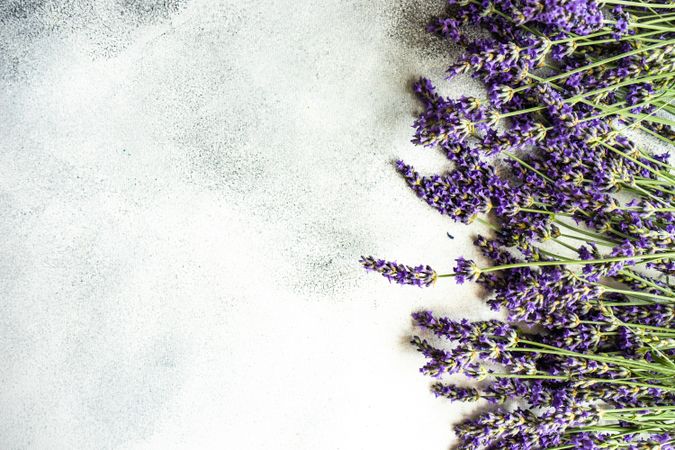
[[0, 1, 495, 448]]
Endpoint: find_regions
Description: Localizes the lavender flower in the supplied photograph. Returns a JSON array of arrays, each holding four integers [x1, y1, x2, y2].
[[365, 0, 675, 446], [431, 383, 481, 402], [360, 256, 436, 287], [453, 257, 483, 284]]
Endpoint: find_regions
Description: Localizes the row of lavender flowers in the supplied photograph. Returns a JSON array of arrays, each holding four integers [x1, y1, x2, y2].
[[363, 0, 675, 448]]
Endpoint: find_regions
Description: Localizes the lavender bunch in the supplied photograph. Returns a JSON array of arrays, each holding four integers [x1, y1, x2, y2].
[[362, 0, 675, 447]]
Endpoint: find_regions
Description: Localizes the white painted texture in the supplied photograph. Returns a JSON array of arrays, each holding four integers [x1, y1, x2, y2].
[[0, 1, 496, 448]]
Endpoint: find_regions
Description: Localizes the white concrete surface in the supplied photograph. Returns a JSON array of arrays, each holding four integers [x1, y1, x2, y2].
[[0, 1, 496, 448]]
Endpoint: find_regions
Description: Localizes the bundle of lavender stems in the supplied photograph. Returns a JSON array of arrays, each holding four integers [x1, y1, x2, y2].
[[363, 0, 675, 448]]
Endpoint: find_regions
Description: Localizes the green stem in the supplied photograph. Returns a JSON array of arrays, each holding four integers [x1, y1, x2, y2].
[[582, 94, 675, 122], [520, 207, 573, 217], [503, 151, 555, 183], [602, 286, 675, 302], [580, 319, 675, 335], [558, 232, 614, 247], [514, 39, 675, 91], [624, 111, 675, 127], [628, 183, 674, 207], [567, 73, 675, 104], [619, 269, 675, 296], [516, 339, 675, 374], [554, 220, 620, 245], [474, 252, 675, 274], [553, 237, 582, 252], [639, 124, 675, 146], [603, 141, 675, 186], [600, 299, 658, 306], [601, 0, 675, 8], [576, 30, 669, 47], [604, 405, 675, 414]]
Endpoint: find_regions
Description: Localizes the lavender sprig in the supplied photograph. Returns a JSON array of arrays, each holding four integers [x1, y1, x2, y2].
[[360, 256, 437, 287]]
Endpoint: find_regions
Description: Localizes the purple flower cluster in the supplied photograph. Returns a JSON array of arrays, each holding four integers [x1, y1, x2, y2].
[[412, 311, 675, 448], [360, 256, 436, 287], [362, 0, 675, 447]]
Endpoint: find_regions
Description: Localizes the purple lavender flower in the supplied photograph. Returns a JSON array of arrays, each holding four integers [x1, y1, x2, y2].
[[395, 160, 501, 224], [453, 257, 482, 284], [360, 256, 436, 287], [431, 383, 481, 401], [383, 1, 675, 447]]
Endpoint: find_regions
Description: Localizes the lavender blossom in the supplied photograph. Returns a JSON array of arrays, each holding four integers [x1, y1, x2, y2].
[[360, 256, 436, 287]]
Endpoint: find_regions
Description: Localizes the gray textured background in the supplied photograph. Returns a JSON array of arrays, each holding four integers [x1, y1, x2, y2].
[[0, 1, 494, 448]]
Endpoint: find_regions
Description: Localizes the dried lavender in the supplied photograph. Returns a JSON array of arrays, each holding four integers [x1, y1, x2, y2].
[[360, 256, 437, 287], [363, 0, 675, 447]]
